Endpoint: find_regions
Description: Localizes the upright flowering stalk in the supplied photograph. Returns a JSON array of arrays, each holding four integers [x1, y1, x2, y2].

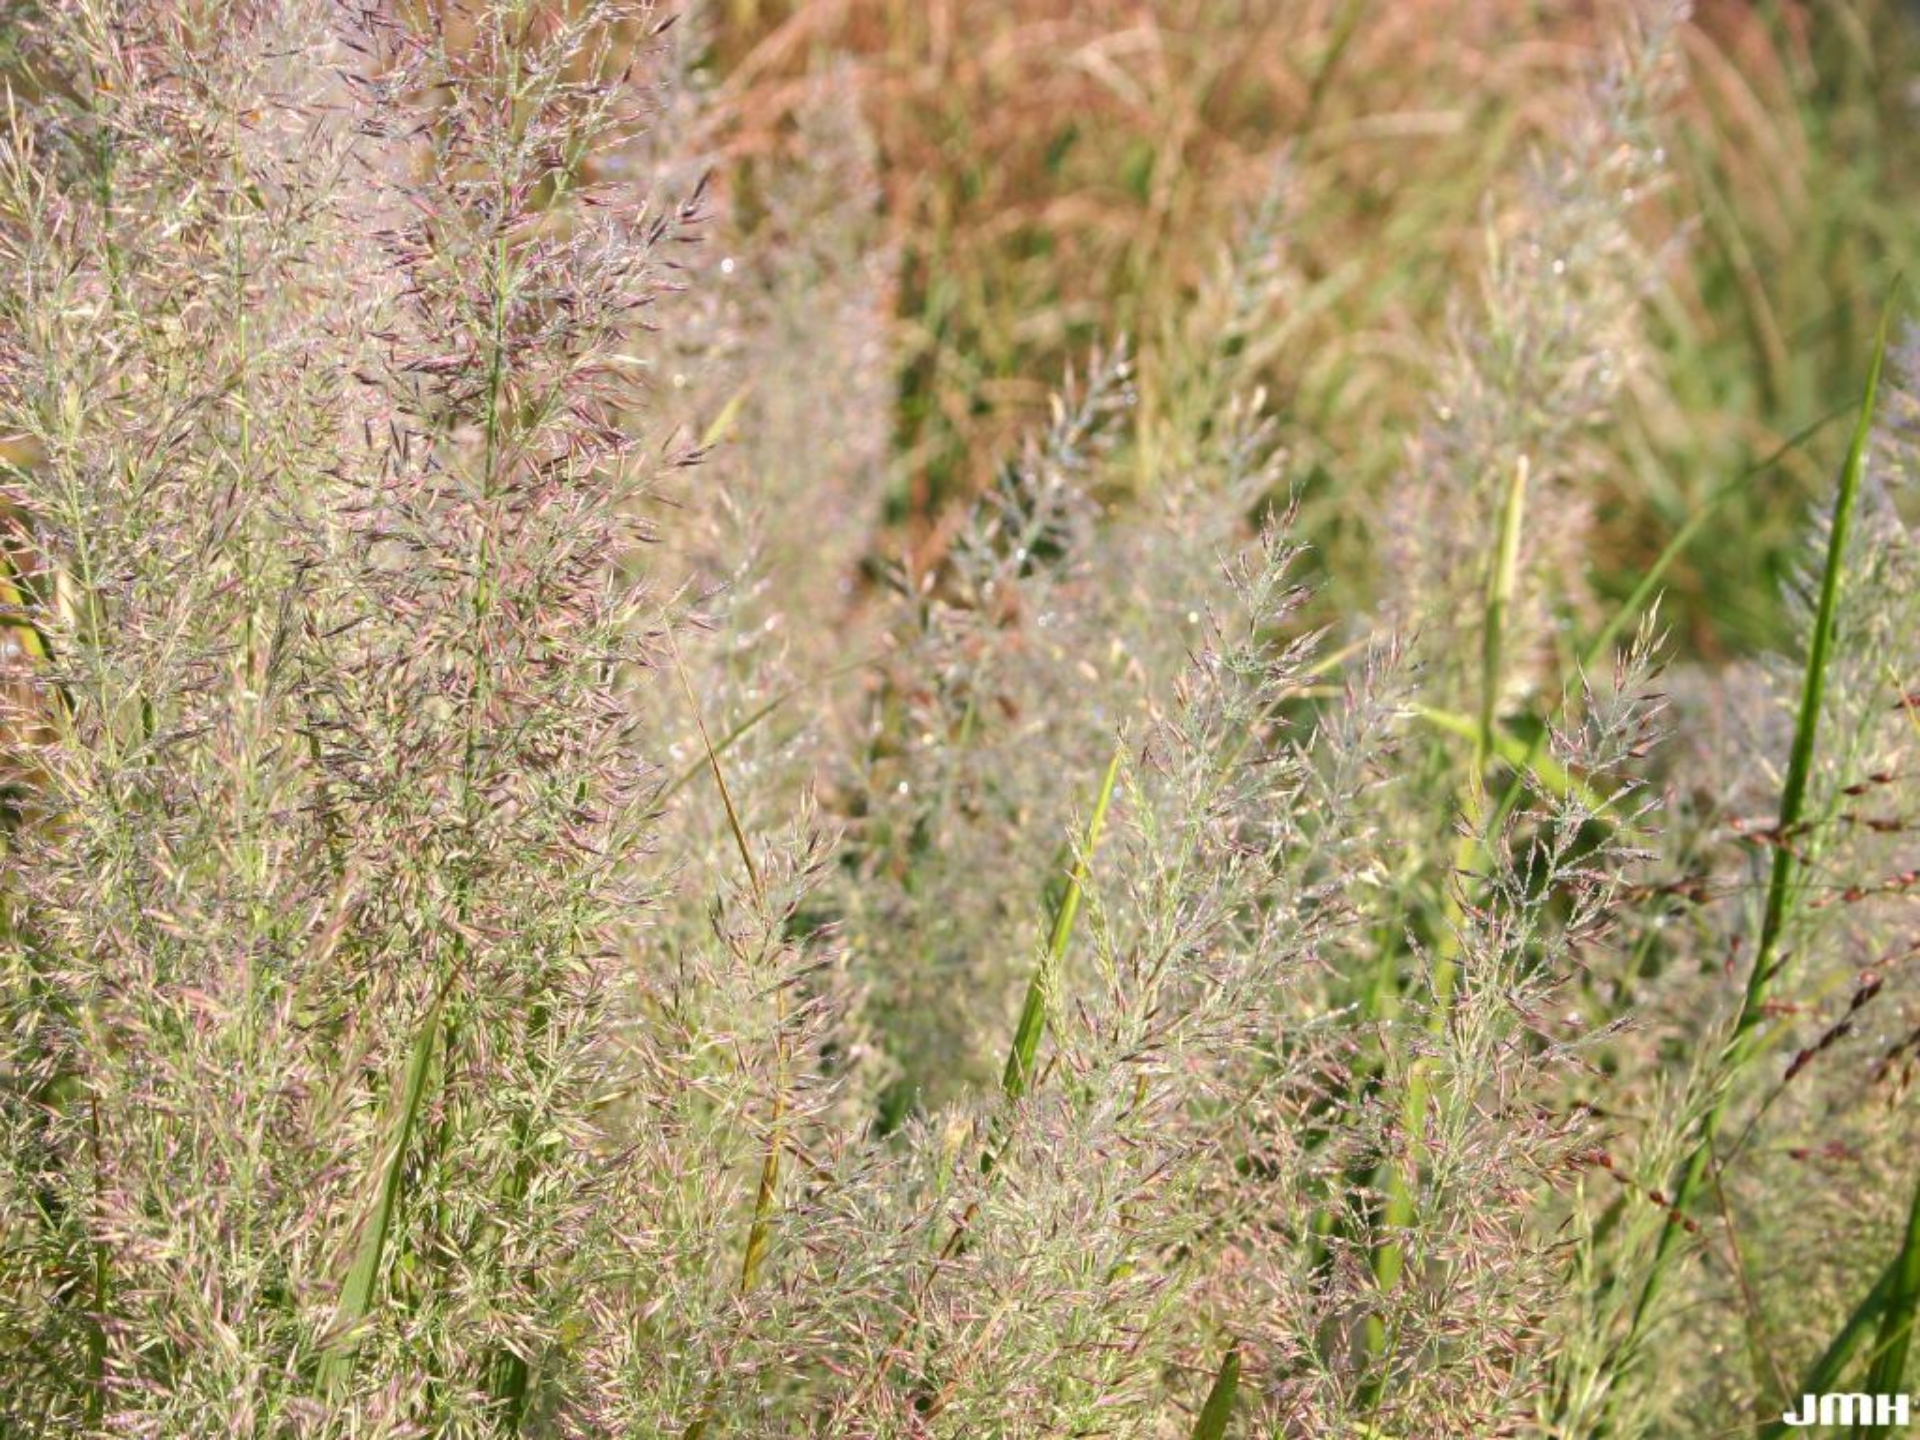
[[0, 1, 702, 1432]]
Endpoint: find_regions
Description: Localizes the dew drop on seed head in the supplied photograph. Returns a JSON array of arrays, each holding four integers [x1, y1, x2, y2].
[[720, 256, 735, 275]]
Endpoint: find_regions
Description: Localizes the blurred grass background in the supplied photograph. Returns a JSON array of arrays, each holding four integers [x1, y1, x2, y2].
[[6, 0, 1909, 651], [689, 0, 1920, 657]]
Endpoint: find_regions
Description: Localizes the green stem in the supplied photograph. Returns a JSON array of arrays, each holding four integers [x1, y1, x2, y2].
[[1623, 299, 1892, 1361], [1000, 742, 1125, 1106], [830, 744, 1125, 1426]]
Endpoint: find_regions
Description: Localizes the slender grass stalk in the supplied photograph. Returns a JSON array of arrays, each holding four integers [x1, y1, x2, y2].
[[1364, 387, 1806, 1401], [84, 1092, 107, 1424], [1476, 454, 1530, 784], [1366, 1087, 1420, 1368], [487, 1011, 546, 1430], [653, 654, 879, 807], [1366, 453, 1533, 1389], [1001, 741, 1124, 1104], [679, 655, 778, 1291], [672, 652, 775, 1282], [320, 92, 526, 1401], [1623, 298, 1893, 1358], [674, 637, 779, 1440], [833, 743, 1125, 1421], [672, 641, 766, 906]]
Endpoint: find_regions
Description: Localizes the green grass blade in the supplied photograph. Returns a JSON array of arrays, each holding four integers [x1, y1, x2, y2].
[[676, 638, 787, 1440], [1001, 741, 1124, 1102], [1625, 296, 1895, 1358], [1740, 316, 1890, 1046], [1191, 1345, 1240, 1440], [1860, 1165, 1920, 1437], [1755, 1262, 1896, 1440], [316, 986, 445, 1394]]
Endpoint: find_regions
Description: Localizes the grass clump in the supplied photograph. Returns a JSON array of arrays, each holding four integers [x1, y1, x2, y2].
[[2, 2, 1920, 1437]]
